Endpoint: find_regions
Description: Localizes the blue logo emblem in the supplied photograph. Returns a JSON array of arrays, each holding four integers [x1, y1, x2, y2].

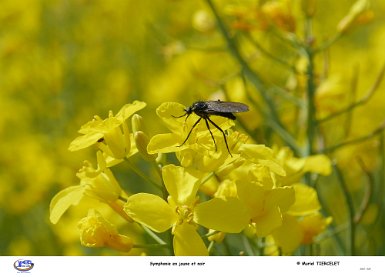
[[14, 259, 34, 272]]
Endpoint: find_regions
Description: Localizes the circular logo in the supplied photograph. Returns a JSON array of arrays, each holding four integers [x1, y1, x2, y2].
[[14, 259, 34, 272]]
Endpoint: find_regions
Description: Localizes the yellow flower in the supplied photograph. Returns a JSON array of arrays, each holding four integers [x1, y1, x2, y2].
[[270, 185, 331, 253], [273, 146, 331, 185], [49, 185, 86, 225], [298, 212, 332, 244], [270, 212, 332, 253], [76, 155, 122, 203], [50, 152, 130, 224], [123, 164, 249, 255], [287, 183, 321, 216], [239, 144, 286, 176], [78, 209, 133, 252], [236, 179, 295, 237], [147, 102, 244, 172], [271, 214, 303, 254], [131, 114, 158, 161], [69, 101, 146, 164], [261, 0, 296, 33]]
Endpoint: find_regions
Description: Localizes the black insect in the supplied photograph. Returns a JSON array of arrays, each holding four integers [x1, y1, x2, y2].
[[173, 100, 249, 156]]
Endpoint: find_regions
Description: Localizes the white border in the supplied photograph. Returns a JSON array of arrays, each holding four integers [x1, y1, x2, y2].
[[1, 256, 384, 277]]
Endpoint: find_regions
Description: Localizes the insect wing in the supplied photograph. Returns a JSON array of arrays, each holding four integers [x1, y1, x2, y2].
[[205, 101, 249, 113]]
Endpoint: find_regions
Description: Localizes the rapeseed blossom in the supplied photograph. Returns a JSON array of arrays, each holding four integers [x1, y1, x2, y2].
[[3, 0, 383, 257], [147, 102, 242, 172], [78, 209, 133, 252], [69, 101, 146, 166], [51, 93, 344, 255], [50, 151, 131, 225], [50, 99, 335, 255], [45, 0, 383, 255], [123, 164, 249, 255]]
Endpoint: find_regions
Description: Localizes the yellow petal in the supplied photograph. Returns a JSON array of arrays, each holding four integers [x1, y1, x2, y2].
[[239, 144, 286, 176], [266, 186, 295, 212], [123, 193, 176, 232], [258, 159, 286, 176], [272, 214, 303, 253], [236, 181, 265, 218], [288, 183, 320, 216], [253, 206, 283, 237], [239, 144, 274, 158], [116, 101, 147, 122], [77, 116, 103, 134], [194, 198, 249, 233], [303, 154, 332, 175], [78, 117, 121, 135], [78, 209, 133, 252], [156, 102, 187, 133], [147, 133, 181, 154], [49, 185, 86, 224], [68, 132, 104, 151], [173, 223, 208, 256], [214, 179, 237, 199], [299, 213, 332, 244], [162, 165, 199, 206]]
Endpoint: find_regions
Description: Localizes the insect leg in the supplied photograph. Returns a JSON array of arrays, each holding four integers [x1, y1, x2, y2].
[[204, 118, 217, 151], [206, 117, 232, 156], [179, 117, 202, 147]]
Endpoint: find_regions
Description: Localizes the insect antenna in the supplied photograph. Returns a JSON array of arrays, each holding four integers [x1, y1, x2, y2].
[[171, 113, 187, 119]]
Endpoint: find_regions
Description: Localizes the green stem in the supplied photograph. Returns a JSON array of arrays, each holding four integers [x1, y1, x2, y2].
[[207, 241, 215, 254], [355, 158, 374, 224], [205, 0, 300, 155], [141, 225, 167, 245], [333, 163, 355, 255], [245, 33, 297, 72], [323, 121, 385, 153], [125, 158, 163, 192], [314, 33, 342, 54], [241, 235, 256, 256], [304, 46, 317, 156], [302, 12, 317, 157], [377, 132, 385, 218], [317, 63, 385, 124], [152, 160, 168, 200]]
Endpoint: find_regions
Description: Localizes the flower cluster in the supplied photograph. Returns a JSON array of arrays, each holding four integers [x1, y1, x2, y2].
[[2, 0, 383, 257], [50, 101, 332, 255]]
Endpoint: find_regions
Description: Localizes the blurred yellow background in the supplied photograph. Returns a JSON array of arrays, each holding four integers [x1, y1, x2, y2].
[[1, 0, 384, 255]]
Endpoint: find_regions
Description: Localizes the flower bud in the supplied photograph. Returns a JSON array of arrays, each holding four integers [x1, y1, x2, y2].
[[337, 0, 371, 33], [192, 10, 215, 32], [103, 125, 127, 160], [262, 1, 296, 33], [78, 209, 133, 252], [208, 231, 225, 243], [131, 114, 144, 134], [135, 131, 157, 161]]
